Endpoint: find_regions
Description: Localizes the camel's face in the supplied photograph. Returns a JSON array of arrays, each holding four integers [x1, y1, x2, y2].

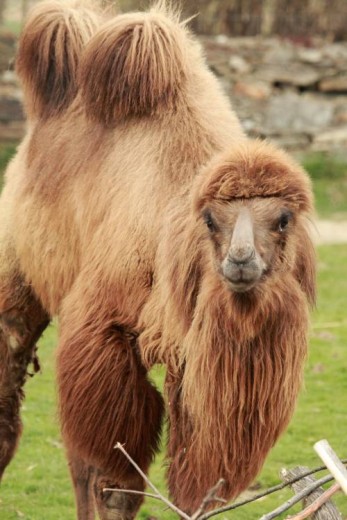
[[202, 197, 295, 292]]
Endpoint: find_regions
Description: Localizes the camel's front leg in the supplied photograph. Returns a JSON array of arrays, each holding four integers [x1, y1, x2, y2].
[[0, 280, 49, 480], [57, 278, 164, 520], [68, 454, 96, 520]]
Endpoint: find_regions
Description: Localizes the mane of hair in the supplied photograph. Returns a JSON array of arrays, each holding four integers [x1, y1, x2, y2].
[[139, 140, 316, 510], [16, 0, 103, 119], [79, 4, 190, 124]]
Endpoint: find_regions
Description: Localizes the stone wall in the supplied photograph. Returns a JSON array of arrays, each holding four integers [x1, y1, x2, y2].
[[0, 29, 24, 142], [1, 31, 347, 152], [203, 36, 347, 151]]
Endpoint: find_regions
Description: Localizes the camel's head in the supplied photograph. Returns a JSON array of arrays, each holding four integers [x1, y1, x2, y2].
[[194, 140, 316, 302]]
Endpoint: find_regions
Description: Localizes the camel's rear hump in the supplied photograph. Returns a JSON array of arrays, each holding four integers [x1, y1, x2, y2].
[[16, 0, 102, 120], [79, 4, 189, 125]]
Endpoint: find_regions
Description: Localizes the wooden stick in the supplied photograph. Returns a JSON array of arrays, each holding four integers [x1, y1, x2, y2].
[[314, 440, 347, 495], [285, 482, 341, 520]]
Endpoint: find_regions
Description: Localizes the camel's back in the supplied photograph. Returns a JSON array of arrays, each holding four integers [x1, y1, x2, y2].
[[10, 67, 243, 318], [6, 2, 245, 318]]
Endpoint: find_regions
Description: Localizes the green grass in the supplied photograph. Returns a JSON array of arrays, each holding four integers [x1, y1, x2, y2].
[[0, 143, 16, 190], [0, 146, 346, 518], [303, 152, 347, 218]]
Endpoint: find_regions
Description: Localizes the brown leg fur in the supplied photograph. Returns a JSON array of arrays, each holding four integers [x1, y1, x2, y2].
[[0, 282, 49, 480], [57, 284, 164, 516], [165, 369, 195, 513], [68, 454, 96, 520]]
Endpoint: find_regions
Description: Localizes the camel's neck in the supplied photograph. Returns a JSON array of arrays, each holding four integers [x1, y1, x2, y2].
[[174, 273, 309, 508]]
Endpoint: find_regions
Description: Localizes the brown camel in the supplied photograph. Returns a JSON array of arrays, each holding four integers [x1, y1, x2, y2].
[[0, 1, 316, 518]]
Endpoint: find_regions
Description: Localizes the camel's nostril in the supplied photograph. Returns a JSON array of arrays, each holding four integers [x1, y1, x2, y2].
[[227, 246, 255, 266], [228, 249, 255, 266]]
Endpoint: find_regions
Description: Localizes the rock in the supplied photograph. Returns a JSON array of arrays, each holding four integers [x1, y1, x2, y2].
[[269, 134, 312, 151], [0, 30, 16, 74], [322, 43, 347, 66], [0, 97, 24, 122], [228, 55, 251, 74], [259, 63, 321, 87], [234, 80, 271, 100], [297, 48, 323, 64], [313, 127, 347, 151], [263, 92, 334, 135], [0, 121, 25, 142], [1, 70, 18, 86], [319, 74, 347, 92], [263, 42, 296, 65]]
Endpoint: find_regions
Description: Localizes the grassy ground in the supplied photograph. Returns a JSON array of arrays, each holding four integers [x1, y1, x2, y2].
[[0, 146, 346, 519], [303, 152, 347, 218]]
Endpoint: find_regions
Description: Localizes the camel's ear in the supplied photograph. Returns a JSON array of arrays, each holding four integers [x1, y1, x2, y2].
[[294, 220, 316, 307], [79, 6, 188, 125], [16, 0, 102, 119]]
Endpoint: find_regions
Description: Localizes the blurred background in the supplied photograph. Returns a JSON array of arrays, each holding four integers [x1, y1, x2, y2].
[[0, 2, 347, 520]]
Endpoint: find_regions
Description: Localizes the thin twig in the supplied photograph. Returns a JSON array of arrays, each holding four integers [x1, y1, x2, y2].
[[191, 479, 227, 520], [198, 461, 347, 520], [114, 442, 191, 520], [285, 482, 341, 520], [103, 488, 161, 501]]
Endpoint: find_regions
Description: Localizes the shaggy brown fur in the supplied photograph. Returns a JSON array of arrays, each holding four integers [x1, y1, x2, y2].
[[0, 1, 315, 518]]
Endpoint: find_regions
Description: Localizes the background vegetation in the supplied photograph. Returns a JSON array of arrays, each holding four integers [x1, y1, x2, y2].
[[0, 144, 346, 519]]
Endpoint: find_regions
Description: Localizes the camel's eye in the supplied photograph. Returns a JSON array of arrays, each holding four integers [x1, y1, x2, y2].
[[278, 210, 293, 232], [203, 210, 216, 232]]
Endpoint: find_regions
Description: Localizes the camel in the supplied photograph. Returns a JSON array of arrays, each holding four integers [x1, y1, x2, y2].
[[0, 1, 316, 518]]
